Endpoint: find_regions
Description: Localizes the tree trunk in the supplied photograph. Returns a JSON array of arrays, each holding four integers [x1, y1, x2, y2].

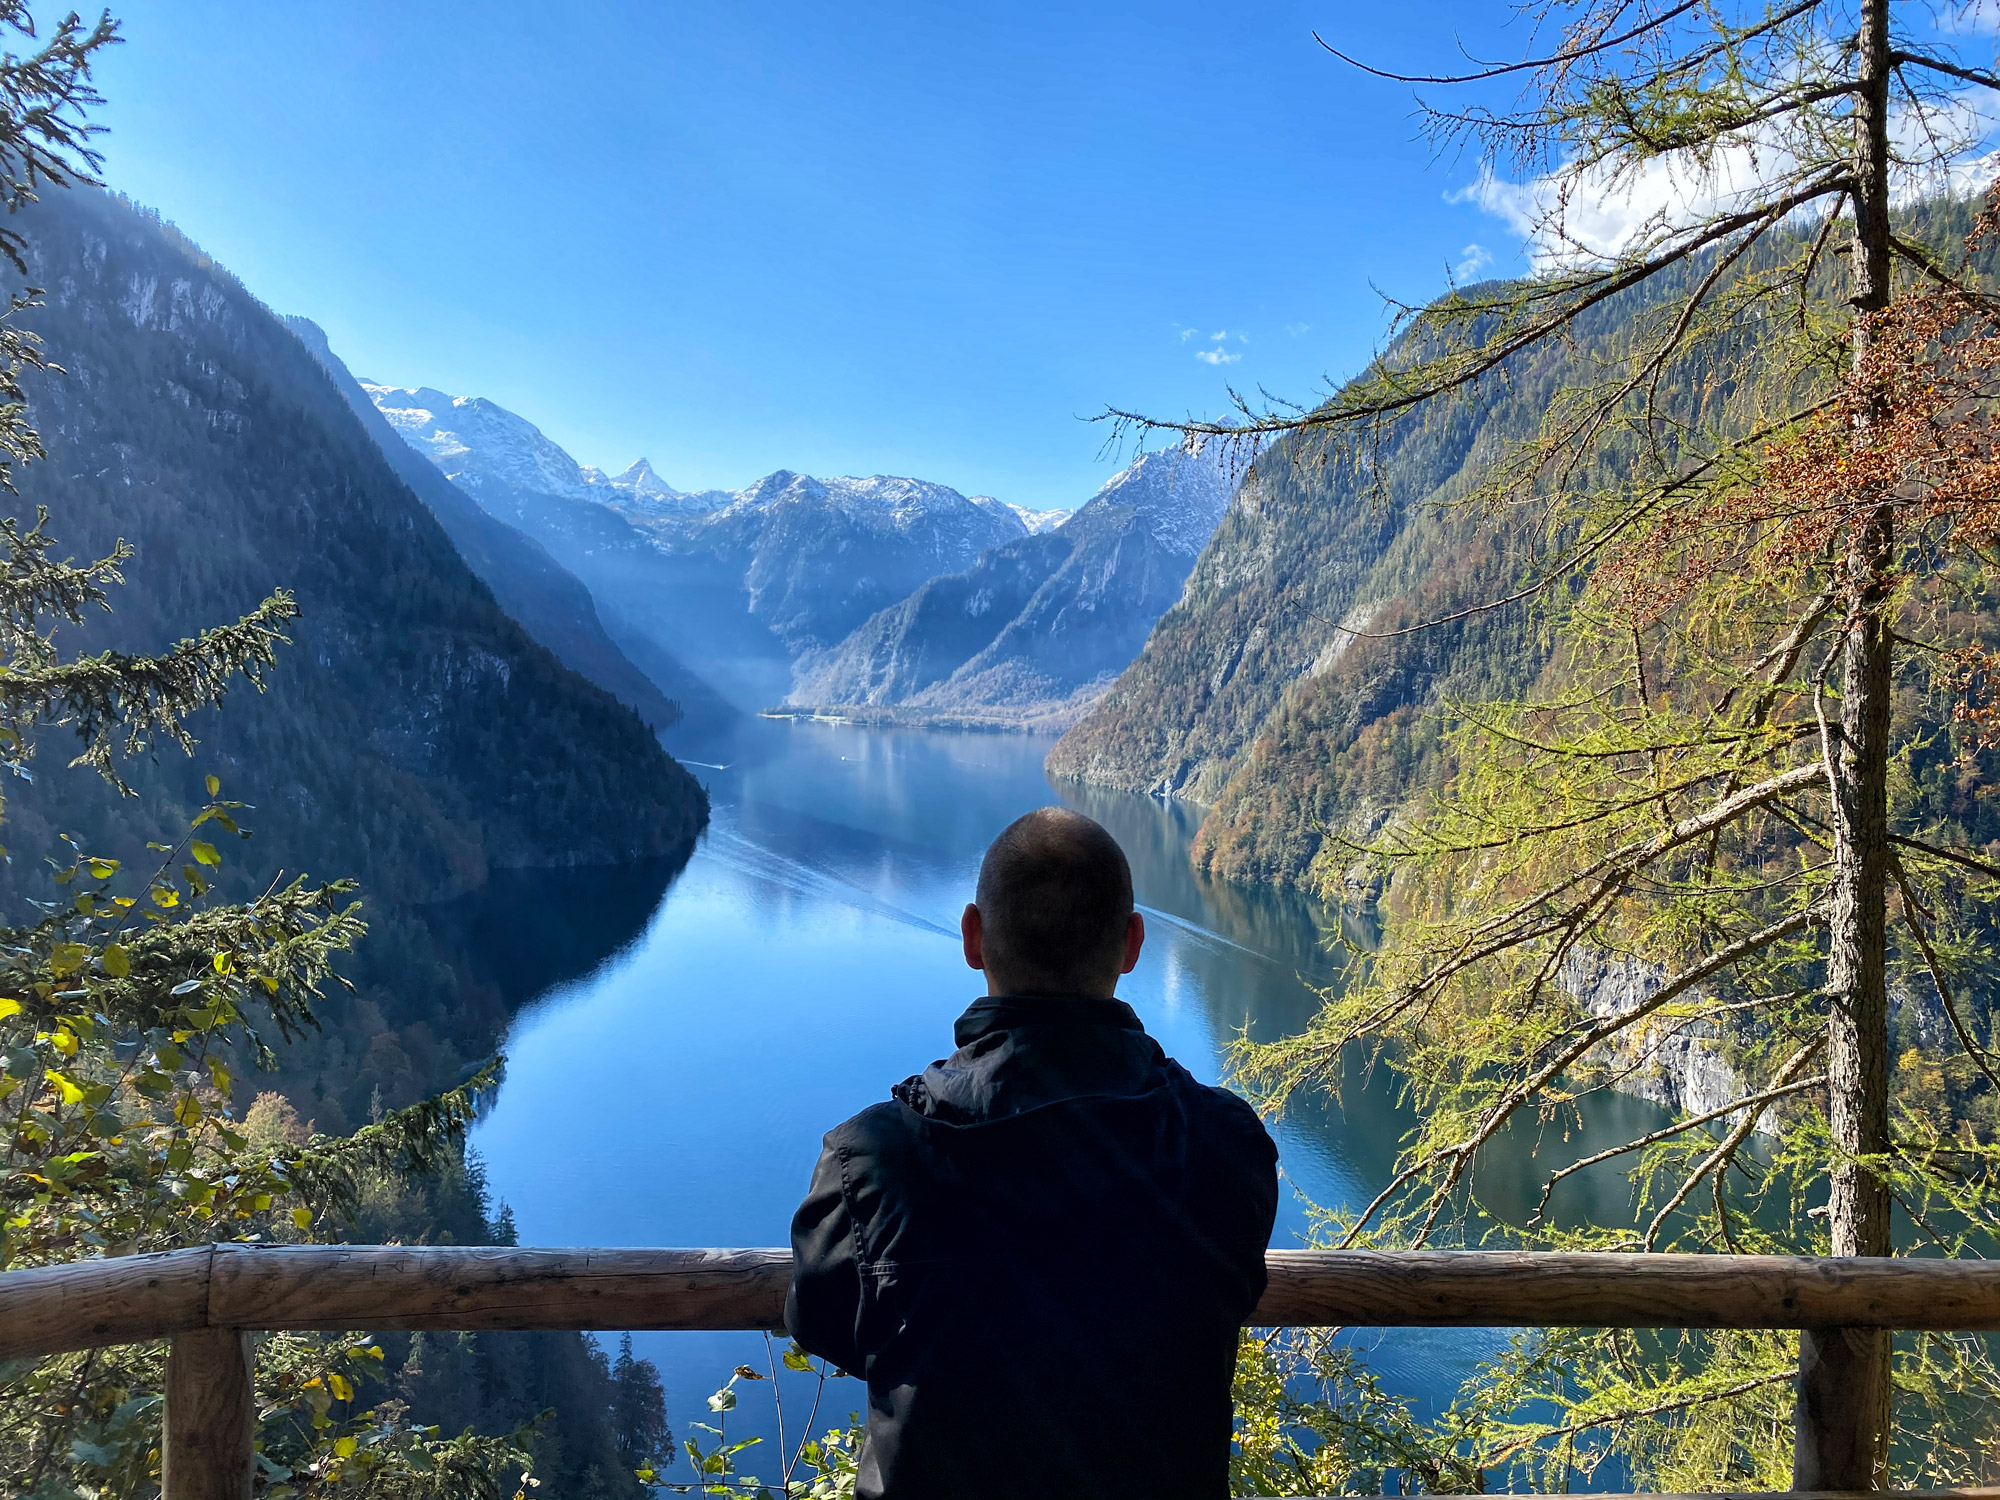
[[1802, 0, 1896, 1485]]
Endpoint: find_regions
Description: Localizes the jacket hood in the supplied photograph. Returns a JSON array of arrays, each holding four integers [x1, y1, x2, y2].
[[894, 995, 1173, 1127]]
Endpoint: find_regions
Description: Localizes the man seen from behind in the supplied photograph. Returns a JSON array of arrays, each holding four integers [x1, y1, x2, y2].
[[787, 806, 1280, 1500]]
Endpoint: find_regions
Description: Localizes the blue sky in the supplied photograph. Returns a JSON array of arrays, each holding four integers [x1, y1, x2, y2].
[[95, 1, 1533, 510]]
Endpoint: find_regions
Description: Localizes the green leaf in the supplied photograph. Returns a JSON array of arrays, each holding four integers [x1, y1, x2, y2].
[[707, 1387, 737, 1412], [205, 774, 220, 796], [782, 1341, 814, 1372], [99, 945, 129, 979], [191, 840, 220, 867]]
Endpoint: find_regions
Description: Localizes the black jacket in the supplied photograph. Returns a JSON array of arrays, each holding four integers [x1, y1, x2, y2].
[[786, 995, 1279, 1500]]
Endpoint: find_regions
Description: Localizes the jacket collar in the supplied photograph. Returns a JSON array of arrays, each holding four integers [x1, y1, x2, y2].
[[953, 995, 1145, 1047]]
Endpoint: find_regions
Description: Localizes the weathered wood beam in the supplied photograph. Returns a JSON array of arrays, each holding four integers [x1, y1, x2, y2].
[[163, 1325, 254, 1500], [1794, 1325, 1891, 1490], [206, 1244, 793, 1334], [8, 1246, 2000, 1365], [1254, 1249, 2000, 1331], [0, 1246, 212, 1361]]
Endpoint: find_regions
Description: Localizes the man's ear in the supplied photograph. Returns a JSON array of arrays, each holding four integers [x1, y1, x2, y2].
[[961, 902, 985, 971], [1120, 910, 1145, 975]]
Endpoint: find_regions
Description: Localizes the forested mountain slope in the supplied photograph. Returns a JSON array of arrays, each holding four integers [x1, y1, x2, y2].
[[2, 187, 709, 1125], [286, 316, 695, 735], [1048, 288, 1647, 890], [789, 447, 1232, 729]]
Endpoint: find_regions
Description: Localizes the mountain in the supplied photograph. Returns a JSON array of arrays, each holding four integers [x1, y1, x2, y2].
[[364, 383, 1030, 711], [4, 187, 709, 1126], [284, 317, 696, 734], [1047, 305, 1620, 892], [787, 448, 1233, 730], [1001, 502, 1072, 535]]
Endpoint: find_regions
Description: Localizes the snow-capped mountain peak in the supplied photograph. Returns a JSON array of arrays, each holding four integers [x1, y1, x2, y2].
[[1077, 447, 1232, 555], [582, 456, 721, 517], [363, 383, 590, 501], [1002, 502, 1072, 535]]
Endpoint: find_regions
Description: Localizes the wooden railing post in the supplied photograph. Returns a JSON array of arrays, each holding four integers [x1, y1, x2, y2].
[[163, 1327, 254, 1500], [1794, 1325, 1890, 1490]]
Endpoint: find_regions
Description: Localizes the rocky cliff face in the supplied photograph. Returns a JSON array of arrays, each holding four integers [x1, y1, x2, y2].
[[788, 448, 1233, 729], [1561, 950, 1751, 1124]]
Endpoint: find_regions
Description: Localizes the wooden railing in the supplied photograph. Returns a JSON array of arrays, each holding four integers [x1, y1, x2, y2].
[[7, 1245, 2000, 1499]]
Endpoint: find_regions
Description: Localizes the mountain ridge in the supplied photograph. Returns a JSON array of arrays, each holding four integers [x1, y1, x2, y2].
[[788, 447, 1234, 730], [364, 381, 1040, 711], [285, 319, 696, 734], [5, 186, 709, 1125]]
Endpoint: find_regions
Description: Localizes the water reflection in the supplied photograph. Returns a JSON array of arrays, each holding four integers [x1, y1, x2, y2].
[[425, 855, 691, 1012], [472, 718, 1647, 1475]]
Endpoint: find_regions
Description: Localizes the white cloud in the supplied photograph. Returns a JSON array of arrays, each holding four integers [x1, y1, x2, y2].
[[1195, 346, 1243, 365], [1939, 0, 2000, 34], [1177, 326, 1195, 341], [1285, 321, 1311, 337], [1455, 243, 1494, 279], [1453, 88, 2000, 270]]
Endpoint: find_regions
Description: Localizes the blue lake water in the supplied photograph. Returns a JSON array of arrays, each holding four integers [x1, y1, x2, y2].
[[470, 717, 1605, 1485]]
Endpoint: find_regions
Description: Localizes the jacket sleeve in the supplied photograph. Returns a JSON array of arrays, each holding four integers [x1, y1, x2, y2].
[[785, 1136, 866, 1375], [1203, 1086, 1281, 1316]]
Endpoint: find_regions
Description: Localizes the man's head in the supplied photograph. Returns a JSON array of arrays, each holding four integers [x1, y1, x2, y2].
[[961, 807, 1144, 997]]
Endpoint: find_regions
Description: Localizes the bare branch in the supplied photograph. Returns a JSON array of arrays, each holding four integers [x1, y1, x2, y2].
[[1311, 2, 1701, 85]]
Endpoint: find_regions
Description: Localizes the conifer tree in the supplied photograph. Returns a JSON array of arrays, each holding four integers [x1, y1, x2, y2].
[[0, 8, 574, 1493], [1106, 2, 2000, 1487]]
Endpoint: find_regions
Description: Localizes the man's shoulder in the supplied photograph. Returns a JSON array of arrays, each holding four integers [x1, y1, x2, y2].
[[1173, 1066, 1278, 1162], [823, 1092, 921, 1159]]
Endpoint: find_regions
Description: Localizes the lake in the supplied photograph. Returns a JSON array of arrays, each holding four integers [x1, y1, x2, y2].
[[469, 716, 1646, 1486]]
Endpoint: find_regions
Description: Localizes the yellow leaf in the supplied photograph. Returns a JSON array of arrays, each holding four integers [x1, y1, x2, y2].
[[205, 774, 220, 797], [328, 1372, 353, 1402], [191, 840, 220, 868], [292, 1206, 313, 1230], [0, 997, 18, 1020], [212, 951, 234, 975], [101, 944, 129, 979], [333, 1435, 357, 1458], [45, 1070, 84, 1105], [174, 1094, 202, 1127]]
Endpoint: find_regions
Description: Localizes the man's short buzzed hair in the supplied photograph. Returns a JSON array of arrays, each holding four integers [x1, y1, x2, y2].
[[975, 807, 1134, 995]]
